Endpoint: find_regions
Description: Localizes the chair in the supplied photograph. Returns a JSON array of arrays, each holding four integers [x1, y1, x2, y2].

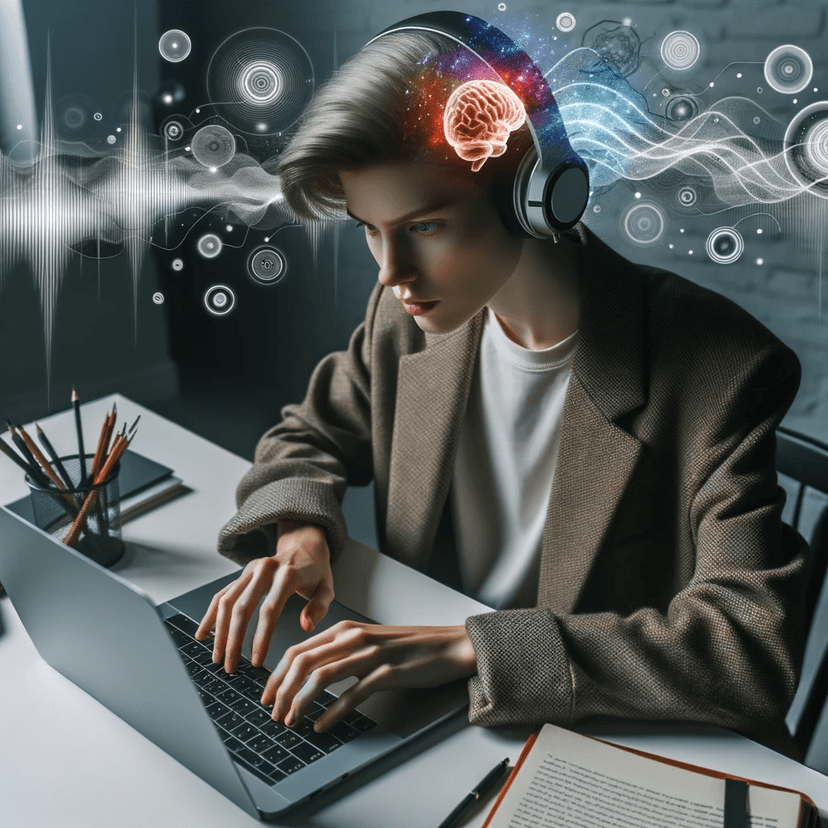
[[775, 426, 828, 764]]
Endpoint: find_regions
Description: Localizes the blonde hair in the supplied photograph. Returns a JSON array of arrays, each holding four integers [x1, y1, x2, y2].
[[276, 31, 532, 221]]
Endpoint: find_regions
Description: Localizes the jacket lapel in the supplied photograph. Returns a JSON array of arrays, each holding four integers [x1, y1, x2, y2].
[[385, 318, 483, 571]]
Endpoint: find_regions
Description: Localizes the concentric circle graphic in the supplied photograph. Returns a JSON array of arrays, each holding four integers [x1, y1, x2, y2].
[[207, 27, 314, 134], [784, 101, 828, 199], [248, 246, 286, 284], [556, 13, 576, 32], [191, 125, 236, 168], [660, 31, 701, 71], [204, 285, 236, 316], [164, 120, 184, 141], [171, 258, 184, 271], [619, 201, 669, 248], [197, 234, 223, 258], [706, 227, 744, 264], [159, 29, 192, 63], [665, 95, 700, 123], [764, 45, 813, 95], [56, 95, 98, 139], [152, 292, 165, 305]]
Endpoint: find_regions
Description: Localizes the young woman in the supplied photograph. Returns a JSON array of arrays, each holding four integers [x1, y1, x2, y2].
[[196, 16, 807, 755]]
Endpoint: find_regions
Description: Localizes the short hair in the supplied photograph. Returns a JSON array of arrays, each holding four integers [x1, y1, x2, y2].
[[276, 30, 534, 222]]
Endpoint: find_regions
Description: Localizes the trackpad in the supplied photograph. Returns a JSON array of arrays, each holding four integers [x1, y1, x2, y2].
[[167, 573, 469, 739]]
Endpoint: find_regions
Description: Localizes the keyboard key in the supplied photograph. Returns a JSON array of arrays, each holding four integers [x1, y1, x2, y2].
[[267, 767, 287, 784], [304, 706, 324, 722], [274, 730, 302, 749], [184, 661, 205, 679], [290, 741, 324, 764], [327, 721, 359, 743], [259, 719, 287, 738], [246, 732, 277, 753], [180, 640, 208, 659], [277, 756, 306, 776], [232, 751, 279, 785], [167, 614, 201, 638], [195, 687, 214, 705], [232, 723, 262, 744], [222, 735, 244, 752], [291, 719, 316, 738], [215, 710, 246, 732], [165, 624, 190, 648], [215, 687, 243, 706], [227, 697, 258, 718], [245, 709, 273, 729], [305, 730, 342, 754], [316, 690, 338, 708], [350, 714, 377, 733], [191, 649, 216, 667], [261, 744, 291, 765], [206, 700, 232, 721]]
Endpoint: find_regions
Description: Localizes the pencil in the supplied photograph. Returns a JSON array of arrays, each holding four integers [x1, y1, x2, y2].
[[17, 425, 71, 492], [6, 422, 51, 488], [72, 386, 87, 483], [64, 430, 133, 548], [35, 423, 74, 490], [0, 435, 44, 480], [127, 414, 141, 437], [88, 405, 116, 486]]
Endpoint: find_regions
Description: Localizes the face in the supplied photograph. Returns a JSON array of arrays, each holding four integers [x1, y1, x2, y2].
[[339, 159, 525, 334]]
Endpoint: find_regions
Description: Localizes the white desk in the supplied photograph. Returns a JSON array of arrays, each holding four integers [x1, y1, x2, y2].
[[2, 393, 828, 827]]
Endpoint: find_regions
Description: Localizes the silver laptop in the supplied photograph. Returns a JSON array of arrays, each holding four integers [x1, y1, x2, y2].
[[0, 504, 469, 819]]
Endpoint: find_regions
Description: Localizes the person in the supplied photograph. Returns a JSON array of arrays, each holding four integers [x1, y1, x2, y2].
[[195, 17, 808, 755]]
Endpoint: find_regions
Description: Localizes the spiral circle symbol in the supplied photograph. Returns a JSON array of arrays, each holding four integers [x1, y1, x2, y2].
[[197, 234, 223, 259], [248, 246, 286, 284], [660, 31, 701, 71], [171, 258, 184, 272], [785, 102, 828, 199], [556, 13, 576, 32], [204, 285, 236, 316], [191, 125, 236, 168], [94, 112, 103, 121], [152, 292, 165, 305], [241, 63, 281, 104], [706, 227, 744, 264], [764, 45, 813, 95], [164, 120, 184, 141], [158, 29, 192, 63], [620, 201, 668, 248]]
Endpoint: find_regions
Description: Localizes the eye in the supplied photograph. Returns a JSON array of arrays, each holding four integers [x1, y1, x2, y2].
[[354, 221, 379, 237], [411, 221, 441, 235]]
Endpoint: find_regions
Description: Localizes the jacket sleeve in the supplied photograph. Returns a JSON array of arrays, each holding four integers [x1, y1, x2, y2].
[[464, 342, 809, 747], [216, 280, 382, 567]]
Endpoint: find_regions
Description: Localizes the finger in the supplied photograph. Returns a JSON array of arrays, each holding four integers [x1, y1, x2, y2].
[[210, 572, 256, 664], [281, 647, 383, 727], [299, 578, 335, 633], [314, 664, 396, 732], [194, 581, 234, 640], [250, 571, 298, 666], [223, 566, 280, 673]]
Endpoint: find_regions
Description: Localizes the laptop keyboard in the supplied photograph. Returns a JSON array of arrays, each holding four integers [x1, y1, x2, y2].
[[164, 614, 377, 786]]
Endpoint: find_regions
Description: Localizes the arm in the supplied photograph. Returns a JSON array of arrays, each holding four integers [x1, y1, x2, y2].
[[217, 279, 383, 567], [465, 342, 808, 744]]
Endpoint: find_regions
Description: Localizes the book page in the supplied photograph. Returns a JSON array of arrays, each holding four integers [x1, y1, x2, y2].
[[487, 725, 801, 828]]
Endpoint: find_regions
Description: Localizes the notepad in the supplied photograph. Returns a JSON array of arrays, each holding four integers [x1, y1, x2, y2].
[[482, 723, 818, 828]]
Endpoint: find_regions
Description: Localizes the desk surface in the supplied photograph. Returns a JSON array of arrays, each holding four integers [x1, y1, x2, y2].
[[1, 393, 828, 828]]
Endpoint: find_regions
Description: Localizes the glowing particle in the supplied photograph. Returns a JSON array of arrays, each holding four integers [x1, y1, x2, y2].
[[757, 258, 764, 265], [680, 228, 685, 233], [197, 234, 222, 258], [709, 82, 715, 88], [689, 250, 693, 255], [757, 87, 763, 93], [593, 205, 601, 213], [737, 73, 742, 78], [226, 224, 233, 232], [498, 2, 506, 9], [16, 124, 22, 130], [152, 292, 164, 305], [634, 192, 641, 198], [669, 244, 674, 249], [754, 117, 760, 124], [107, 135, 116, 144], [159, 29, 192, 63], [116, 127, 122, 132], [757, 228, 763, 234], [171, 258, 184, 272], [94, 112, 102, 121]]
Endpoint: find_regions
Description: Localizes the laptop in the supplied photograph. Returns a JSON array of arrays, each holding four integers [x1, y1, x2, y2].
[[0, 504, 470, 819]]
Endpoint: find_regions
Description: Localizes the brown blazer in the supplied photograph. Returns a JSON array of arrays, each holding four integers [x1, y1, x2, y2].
[[217, 225, 808, 750]]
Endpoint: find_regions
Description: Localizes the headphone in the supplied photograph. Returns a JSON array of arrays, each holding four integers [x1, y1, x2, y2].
[[366, 11, 590, 240]]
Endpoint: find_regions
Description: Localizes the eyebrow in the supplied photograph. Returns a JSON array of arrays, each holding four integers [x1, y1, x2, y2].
[[346, 198, 453, 227]]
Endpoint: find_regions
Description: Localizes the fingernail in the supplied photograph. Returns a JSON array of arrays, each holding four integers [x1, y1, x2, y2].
[[285, 713, 294, 727]]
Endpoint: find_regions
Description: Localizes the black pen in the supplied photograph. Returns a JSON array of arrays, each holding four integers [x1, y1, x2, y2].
[[436, 757, 510, 828]]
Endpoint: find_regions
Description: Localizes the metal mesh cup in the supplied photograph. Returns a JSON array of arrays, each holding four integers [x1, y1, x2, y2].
[[25, 453, 125, 568]]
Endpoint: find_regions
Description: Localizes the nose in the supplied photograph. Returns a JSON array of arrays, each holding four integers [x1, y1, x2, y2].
[[376, 236, 418, 289]]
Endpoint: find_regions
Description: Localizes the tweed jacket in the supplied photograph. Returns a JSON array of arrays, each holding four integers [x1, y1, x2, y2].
[[217, 225, 808, 749]]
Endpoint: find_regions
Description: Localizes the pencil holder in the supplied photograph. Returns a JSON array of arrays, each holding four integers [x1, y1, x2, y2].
[[25, 453, 125, 568]]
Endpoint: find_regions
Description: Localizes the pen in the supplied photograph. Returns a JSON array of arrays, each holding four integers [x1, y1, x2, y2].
[[436, 757, 510, 828], [72, 386, 87, 484]]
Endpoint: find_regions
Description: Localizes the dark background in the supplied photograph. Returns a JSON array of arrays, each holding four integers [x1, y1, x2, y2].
[[3, 0, 828, 551]]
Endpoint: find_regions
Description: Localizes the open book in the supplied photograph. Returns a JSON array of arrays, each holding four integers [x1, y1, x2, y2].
[[483, 724, 818, 828]]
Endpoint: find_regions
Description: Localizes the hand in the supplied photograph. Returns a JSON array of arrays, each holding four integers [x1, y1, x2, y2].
[[260, 621, 478, 732], [195, 519, 334, 673]]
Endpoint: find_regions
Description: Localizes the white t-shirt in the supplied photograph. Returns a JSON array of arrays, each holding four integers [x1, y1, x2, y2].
[[450, 306, 578, 609]]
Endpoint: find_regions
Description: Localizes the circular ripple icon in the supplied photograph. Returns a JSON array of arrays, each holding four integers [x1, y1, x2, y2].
[[556, 12, 576, 33], [248, 246, 286, 284], [164, 120, 184, 141], [191, 125, 236, 168], [197, 234, 223, 258], [158, 29, 192, 63], [666, 95, 700, 123], [152, 292, 164, 305], [706, 227, 744, 264], [204, 285, 236, 316], [764, 45, 813, 95], [619, 201, 669, 248], [660, 31, 701, 71], [207, 27, 314, 134], [56, 95, 99, 140], [785, 102, 828, 199], [171, 258, 184, 271]]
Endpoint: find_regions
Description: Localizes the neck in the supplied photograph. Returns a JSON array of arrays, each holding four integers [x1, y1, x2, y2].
[[487, 233, 581, 350]]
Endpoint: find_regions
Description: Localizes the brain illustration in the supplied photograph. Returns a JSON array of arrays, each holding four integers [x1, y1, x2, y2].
[[443, 80, 527, 171]]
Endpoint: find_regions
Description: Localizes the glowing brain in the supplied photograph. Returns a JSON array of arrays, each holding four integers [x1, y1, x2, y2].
[[443, 80, 526, 171]]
